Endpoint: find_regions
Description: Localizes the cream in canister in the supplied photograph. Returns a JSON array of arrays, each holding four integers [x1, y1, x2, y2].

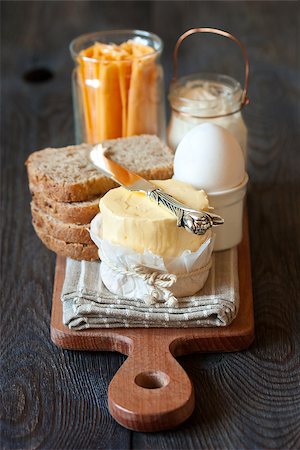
[[167, 74, 248, 160]]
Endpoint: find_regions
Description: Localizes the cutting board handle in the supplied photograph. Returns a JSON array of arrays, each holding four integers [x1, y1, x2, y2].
[[108, 336, 195, 432]]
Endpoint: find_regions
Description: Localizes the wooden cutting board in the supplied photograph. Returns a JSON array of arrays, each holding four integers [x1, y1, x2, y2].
[[51, 213, 254, 432]]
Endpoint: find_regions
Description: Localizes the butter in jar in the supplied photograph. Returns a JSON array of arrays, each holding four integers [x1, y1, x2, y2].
[[167, 73, 248, 159]]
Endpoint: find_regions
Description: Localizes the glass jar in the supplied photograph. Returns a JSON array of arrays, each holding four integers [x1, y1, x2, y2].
[[167, 73, 248, 157], [70, 29, 166, 144], [167, 28, 249, 160]]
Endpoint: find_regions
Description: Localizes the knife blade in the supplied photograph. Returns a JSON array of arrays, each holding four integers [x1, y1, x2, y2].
[[90, 144, 224, 235]]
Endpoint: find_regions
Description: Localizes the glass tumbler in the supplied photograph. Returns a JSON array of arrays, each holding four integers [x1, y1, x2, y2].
[[70, 29, 166, 144]]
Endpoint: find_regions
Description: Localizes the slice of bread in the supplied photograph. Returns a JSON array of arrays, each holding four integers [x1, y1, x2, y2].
[[32, 222, 99, 261], [31, 202, 93, 244], [26, 135, 174, 202], [30, 187, 100, 225]]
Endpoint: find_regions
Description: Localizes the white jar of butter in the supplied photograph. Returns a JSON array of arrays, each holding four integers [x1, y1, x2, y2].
[[167, 28, 250, 160]]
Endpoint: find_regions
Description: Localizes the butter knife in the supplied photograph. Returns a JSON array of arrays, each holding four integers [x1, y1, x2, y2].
[[90, 144, 224, 235]]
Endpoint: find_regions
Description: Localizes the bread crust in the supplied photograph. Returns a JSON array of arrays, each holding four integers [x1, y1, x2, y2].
[[31, 202, 93, 244], [32, 222, 99, 261], [29, 174, 117, 203], [30, 187, 100, 224]]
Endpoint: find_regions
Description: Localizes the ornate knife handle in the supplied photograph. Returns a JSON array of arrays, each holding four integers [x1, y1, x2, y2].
[[148, 189, 224, 235]]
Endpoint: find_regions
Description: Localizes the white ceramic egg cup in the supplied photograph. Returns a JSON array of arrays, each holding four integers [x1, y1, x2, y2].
[[208, 173, 248, 251]]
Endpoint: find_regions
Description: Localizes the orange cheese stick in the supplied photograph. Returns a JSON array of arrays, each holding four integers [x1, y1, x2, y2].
[[99, 61, 122, 139], [92, 45, 102, 143], [127, 55, 158, 136], [78, 61, 92, 142], [118, 60, 131, 137], [77, 40, 156, 143]]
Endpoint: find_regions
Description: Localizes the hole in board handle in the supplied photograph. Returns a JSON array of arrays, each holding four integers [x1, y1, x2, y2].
[[134, 371, 170, 389]]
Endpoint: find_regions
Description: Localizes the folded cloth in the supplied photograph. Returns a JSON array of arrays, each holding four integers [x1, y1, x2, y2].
[[61, 247, 239, 330]]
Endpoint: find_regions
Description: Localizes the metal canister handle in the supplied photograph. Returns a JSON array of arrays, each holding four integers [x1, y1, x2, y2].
[[173, 28, 250, 109]]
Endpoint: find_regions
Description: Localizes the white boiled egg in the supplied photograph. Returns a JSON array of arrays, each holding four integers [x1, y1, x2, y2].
[[173, 123, 245, 193]]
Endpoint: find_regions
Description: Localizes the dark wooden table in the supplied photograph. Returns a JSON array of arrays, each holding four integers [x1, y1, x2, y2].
[[1, 1, 300, 449]]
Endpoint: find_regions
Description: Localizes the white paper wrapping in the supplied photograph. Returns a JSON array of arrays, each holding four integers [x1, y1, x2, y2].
[[90, 214, 214, 306]]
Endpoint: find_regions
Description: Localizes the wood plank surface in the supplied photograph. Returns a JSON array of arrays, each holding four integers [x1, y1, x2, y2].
[[1, 1, 300, 449]]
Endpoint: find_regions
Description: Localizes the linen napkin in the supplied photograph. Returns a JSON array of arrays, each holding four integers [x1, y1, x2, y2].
[[61, 247, 239, 330]]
